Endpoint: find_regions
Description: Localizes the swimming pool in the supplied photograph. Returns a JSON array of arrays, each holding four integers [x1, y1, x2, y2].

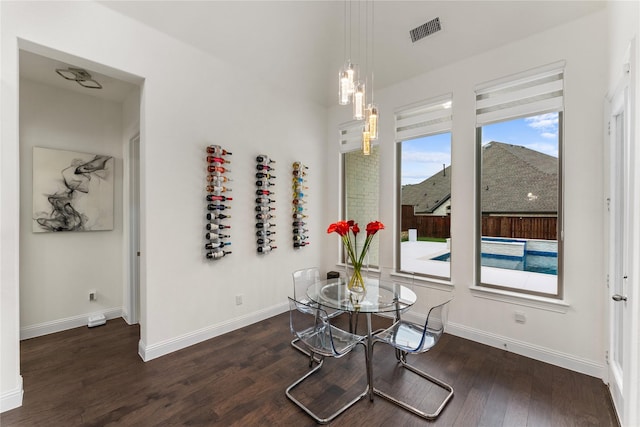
[[431, 252, 558, 275]]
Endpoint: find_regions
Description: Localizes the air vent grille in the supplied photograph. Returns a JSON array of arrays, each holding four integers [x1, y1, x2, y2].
[[410, 17, 442, 43]]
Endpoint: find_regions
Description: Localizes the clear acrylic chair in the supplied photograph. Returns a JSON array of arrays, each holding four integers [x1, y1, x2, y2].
[[372, 299, 454, 420], [291, 267, 343, 356], [285, 297, 369, 424]]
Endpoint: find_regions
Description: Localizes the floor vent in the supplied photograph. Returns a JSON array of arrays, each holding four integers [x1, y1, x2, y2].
[[410, 17, 442, 43]]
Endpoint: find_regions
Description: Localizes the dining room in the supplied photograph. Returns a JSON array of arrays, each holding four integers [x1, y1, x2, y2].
[[1, 1, 639, 425]]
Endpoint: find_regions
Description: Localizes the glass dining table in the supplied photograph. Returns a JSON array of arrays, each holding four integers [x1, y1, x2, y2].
[[306, 276, 417, 401]]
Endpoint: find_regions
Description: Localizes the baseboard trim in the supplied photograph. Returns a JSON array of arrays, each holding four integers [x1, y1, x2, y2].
[[20, 308, 123, 340], [0, 375, 23, 413], [138, 302, 289, 362], [400, 311, 604, 379]]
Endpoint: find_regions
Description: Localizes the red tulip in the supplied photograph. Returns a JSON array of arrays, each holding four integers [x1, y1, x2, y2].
[[352, 224, 360, 235], [366, 221, 385, 236]]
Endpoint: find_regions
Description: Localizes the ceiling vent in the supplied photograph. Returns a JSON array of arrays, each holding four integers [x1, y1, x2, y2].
[[410, 17, 442, 43]]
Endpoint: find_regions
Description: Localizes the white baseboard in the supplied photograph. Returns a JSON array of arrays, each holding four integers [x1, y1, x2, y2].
[[400, 311, 605, 379], [20, 308, 123, 340], [0, 375, 23, 413], [138, 302, 289, 362]]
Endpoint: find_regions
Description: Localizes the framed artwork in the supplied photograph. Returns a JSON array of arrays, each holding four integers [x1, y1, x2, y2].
[[32, 147, 114, 232]]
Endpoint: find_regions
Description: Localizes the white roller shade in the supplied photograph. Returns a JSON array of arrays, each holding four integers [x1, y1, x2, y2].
[[395, 94, 452, 142], [476, 61, 565, 126], [339, 121, 365, 153]]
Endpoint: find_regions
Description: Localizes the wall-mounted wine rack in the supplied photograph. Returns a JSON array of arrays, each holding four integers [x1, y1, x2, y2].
[[292, 161, 309, 249], [205, 145, 232, 260], [255, 154, 277, 254]]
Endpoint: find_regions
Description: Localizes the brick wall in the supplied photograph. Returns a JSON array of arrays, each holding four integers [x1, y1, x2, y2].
[[344, 145, 380, 266]]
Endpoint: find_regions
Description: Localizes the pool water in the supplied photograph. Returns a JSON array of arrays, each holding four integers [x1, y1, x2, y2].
[[432, 252, 558, 275]]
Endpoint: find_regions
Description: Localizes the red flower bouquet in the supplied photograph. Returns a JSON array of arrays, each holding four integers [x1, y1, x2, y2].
[[327, 220, 384, 292]]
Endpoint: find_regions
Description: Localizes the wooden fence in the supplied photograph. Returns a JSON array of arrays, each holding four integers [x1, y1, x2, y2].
[[402, 205, 558, 240]]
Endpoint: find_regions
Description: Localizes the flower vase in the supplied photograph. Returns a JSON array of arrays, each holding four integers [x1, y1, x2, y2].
[[346, 264, 366, 294]]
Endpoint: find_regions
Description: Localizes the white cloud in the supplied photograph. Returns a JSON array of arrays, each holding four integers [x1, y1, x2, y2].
[[402, 151, 450, 164], [541, 132, 557, 139], [525, 113, 558, 131], [525, 142, 558, 157]]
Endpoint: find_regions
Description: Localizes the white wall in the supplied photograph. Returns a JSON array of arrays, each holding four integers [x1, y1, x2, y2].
[[19, 78, 125, 337], [1, 1, 327, 410], [327, 9, 609, 377]]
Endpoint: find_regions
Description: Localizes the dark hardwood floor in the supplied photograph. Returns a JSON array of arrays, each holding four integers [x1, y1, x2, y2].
[[2, 313, 618, 426]]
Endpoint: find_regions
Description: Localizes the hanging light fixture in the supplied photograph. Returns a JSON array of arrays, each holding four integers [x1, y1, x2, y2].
[[338, 0, 378, 155], [338, 2, 357, 105]]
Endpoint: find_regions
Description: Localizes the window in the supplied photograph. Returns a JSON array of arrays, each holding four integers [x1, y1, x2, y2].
[[395, 94, 453, 279], [475, 62, 564, 297], [340, 123, 380, 267]]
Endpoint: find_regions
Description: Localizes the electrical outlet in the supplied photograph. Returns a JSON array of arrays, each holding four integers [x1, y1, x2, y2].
[[235, 295, 243, 305], [89, 290, 97, 302], [514, 311, 526, 324]]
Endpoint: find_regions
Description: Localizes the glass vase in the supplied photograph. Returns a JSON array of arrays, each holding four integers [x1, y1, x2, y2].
[[346, 263, 366, 294]]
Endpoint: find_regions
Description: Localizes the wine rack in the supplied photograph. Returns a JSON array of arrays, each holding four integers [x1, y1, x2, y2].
[[205, 145, 232, 260], [292, 161, 309, 249], [255, 154, 277, 254]]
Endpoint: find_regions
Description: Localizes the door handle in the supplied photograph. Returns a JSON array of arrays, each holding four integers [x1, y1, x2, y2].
[[612, 294, 627, 302]]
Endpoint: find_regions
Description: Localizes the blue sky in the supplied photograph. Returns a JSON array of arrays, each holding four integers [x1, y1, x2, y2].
[[401, 112, 559, 185]]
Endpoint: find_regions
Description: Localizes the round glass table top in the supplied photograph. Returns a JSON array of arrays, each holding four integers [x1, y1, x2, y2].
[[306, 277, 417, 313]]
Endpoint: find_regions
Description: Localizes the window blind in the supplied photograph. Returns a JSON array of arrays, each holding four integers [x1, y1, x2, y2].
[[394, 93, 453, 142], [339, 121, 367, 153], [476, 61, 565, 126]]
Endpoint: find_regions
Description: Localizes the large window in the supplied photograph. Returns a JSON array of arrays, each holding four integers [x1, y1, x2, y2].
[[398, 133, 451, 278], [341, 125, 380, 267], [475, 63, 564, 297], [395, 95, 453, 279]]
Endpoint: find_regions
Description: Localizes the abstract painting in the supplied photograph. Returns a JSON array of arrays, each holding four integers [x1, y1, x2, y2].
[[33, 147, 114, 232]]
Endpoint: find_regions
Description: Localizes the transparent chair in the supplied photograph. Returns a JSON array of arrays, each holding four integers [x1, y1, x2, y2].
[[291, 267, 343, 356], [372, 299, 454, 420], [285, 297, 369, 424]]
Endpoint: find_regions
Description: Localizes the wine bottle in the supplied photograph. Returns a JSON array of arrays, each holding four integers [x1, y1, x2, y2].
[[206, 231, 231, 240], [292, 213, 307, 219], [207, 204, 231, 210], [206, 156, 230, 164], [207, 165, 230, 174], [256, 164, 274, 171], [292, 162, 308, 170], [293, 235, 308, 242], [292, 221, 306, 227], [255, 197, 275, 204], [256, 230, 276, 237], [292, 206, 304, 212], [206, 195, 232, 202], [256, 172, 275, 179], [256, 155, 275, 163], [255, 180, 274, 187], [292, 184, 309, 191], [292, 199, 306, 205], [255, 205, 275, 212], [207, 175, 231, 183], [292, 177, 305, 183], [256, 222, 275, 229], [205, 242, 231, 250], [206, 223, 231, 231], [255, 213, 275, 220], [206, 185, 231, 193], [294, 241, 310, 248], [206, 250, 232, 259], [256, 190, 275, 196], [206, 145, 232, 155], [292, 228, 309, 234], [292, 192, 305, 198], [257, 237, 275, 245], [292, 170, 306, 177], [206, 213, 230, 221], [257, 245, 277, 253]]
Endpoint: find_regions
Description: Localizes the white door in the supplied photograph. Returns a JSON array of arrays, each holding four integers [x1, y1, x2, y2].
[[128, 133, 140, 324], [606, 81, 631, 424]]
